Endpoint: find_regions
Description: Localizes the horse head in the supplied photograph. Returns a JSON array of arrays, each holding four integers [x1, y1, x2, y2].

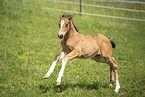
[[58, 13, 75, 39]]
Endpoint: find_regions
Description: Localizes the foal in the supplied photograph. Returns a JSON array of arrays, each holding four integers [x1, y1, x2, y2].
[[44, 13, 120, 92]]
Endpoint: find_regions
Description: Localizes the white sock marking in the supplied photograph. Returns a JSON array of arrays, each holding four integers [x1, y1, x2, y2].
[[59, 20, 65, 35], [56, 59, 67, 82], [115, 80, 120, 92], [45, 60, 57, 76]]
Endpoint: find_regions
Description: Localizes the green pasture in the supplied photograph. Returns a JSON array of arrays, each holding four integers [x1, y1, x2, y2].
[[0, 0, 145, 96]]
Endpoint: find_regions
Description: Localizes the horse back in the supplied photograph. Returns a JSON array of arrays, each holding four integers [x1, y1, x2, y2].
[[82, 34, 112, 57]]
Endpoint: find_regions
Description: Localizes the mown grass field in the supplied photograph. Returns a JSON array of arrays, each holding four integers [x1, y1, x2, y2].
[[0, 0, 145, 96]]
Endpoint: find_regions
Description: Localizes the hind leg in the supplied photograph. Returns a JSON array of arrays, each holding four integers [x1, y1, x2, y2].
[[107, 57, 120, 92], [91, 55, 112, 84], [91, 55, 114, 87], [91, 55, 120, 92], [109, 57, 118, 88], [109, 65, 114, 88]]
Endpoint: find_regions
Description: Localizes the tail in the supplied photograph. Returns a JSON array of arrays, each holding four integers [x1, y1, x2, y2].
[[108, 38, 116, 49]]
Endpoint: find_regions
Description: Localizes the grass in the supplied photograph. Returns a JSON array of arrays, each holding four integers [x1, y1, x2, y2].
[[0, 0, 145, 96]]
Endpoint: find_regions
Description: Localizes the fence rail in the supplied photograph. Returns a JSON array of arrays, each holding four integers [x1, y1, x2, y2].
[[45, 0, 145, 13], [23, 0, 145, 22]]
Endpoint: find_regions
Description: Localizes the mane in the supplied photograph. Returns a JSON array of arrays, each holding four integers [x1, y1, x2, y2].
[[62, 13, 80, 33], [71, 21, 80, 33]]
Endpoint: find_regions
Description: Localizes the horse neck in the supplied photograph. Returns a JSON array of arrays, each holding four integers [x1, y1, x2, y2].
[[64, 20, 79, 41]]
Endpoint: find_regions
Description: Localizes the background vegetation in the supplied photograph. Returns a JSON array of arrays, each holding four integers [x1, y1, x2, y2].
[[0, 0, 145, 96]]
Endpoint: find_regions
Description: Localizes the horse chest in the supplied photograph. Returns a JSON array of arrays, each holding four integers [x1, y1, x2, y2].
[[61, 40, 74, 53]]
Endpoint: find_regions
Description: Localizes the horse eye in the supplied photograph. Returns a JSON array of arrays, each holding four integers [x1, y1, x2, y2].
[[66, 24, 68, 28]]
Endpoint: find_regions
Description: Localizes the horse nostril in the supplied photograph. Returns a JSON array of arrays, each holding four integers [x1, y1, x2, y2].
[[58, 35, 63, 39]]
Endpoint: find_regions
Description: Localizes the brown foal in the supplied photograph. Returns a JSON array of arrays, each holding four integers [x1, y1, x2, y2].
[[44, 13, 120, 92]]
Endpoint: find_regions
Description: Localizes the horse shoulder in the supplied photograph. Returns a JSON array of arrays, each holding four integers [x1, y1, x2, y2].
[[66, 35, 82, 46], [66, 35, 82, 54]]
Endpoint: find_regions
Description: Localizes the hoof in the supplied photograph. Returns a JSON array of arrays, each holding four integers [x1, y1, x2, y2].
[[109, 83, 113, 88], [56, 82, 61, 86], [43, 75, 50, 79], [114, 89, 119, 93], [114, 87, 120, 93]]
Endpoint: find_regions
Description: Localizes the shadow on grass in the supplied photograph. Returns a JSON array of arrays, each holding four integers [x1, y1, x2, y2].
[[39, 82, 108, 93]]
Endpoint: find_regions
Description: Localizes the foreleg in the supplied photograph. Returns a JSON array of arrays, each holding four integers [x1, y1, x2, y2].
[[56, 50, 80, 85], [44, 52, 66, 78]]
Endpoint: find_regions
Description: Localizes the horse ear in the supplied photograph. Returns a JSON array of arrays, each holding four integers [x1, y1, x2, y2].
[[67, 13, 76, 20], [60, 13, 63, 19]]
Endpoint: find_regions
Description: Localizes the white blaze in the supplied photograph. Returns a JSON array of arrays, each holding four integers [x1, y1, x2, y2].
[[59, 20, 65, 35]]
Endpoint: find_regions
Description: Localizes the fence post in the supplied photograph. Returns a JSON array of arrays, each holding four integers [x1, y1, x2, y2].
[[21, 0, 23, 5], [80, 0, 83, 15]]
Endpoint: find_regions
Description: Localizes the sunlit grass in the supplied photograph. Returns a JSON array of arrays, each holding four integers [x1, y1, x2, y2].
[[0, 0, 145, 97]]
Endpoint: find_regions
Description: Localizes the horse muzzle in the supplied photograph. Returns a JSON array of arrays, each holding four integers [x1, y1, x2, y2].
[[58, 34, 63, 39]]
